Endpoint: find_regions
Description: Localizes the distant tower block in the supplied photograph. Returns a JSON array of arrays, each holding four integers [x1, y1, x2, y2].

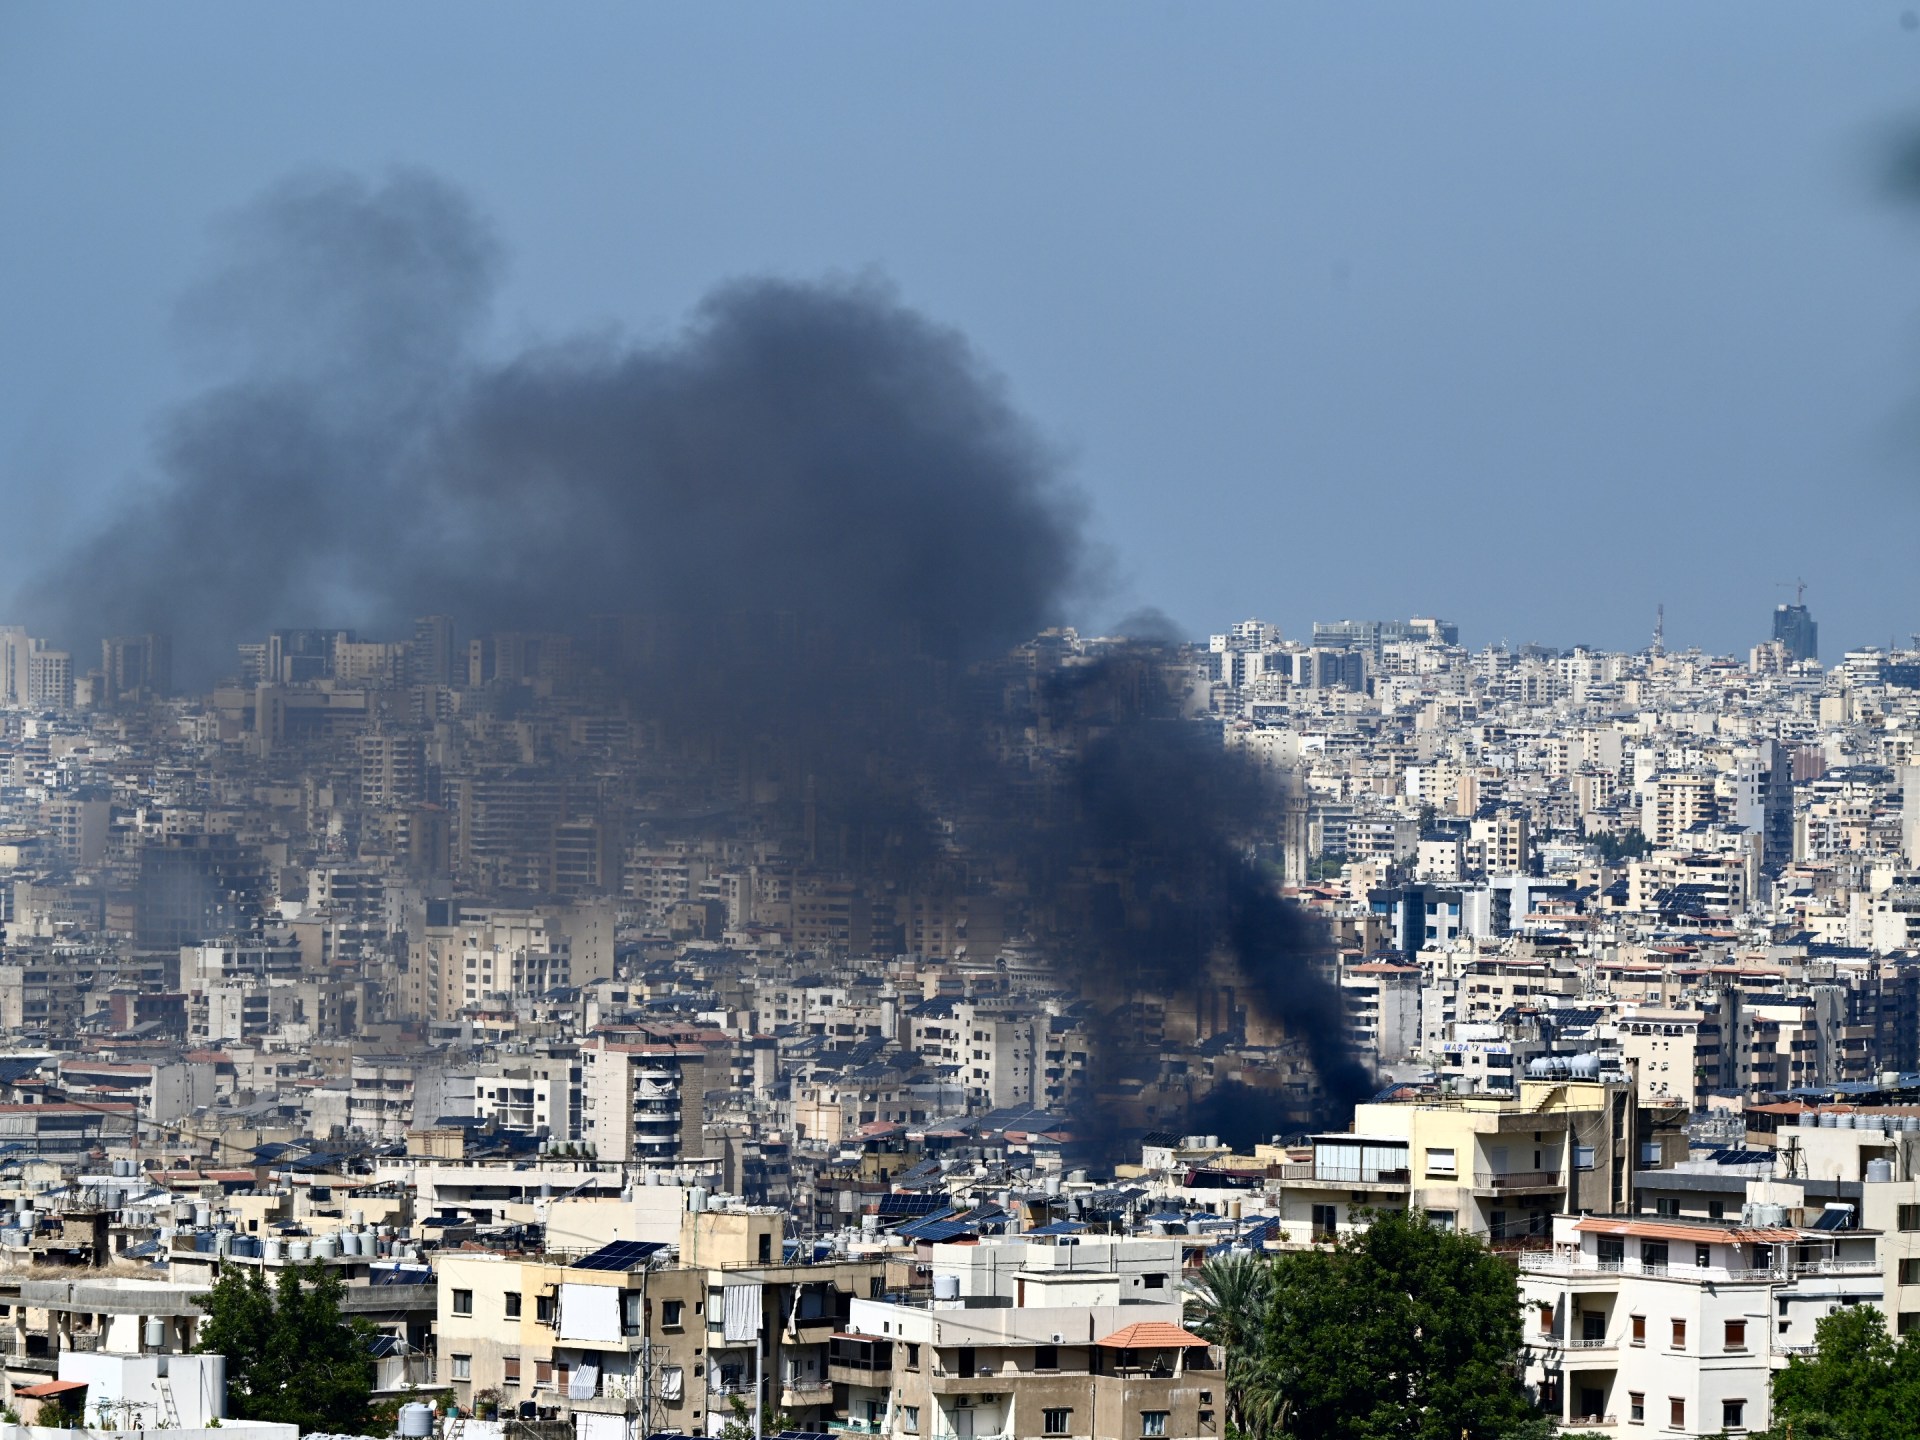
[[1772, 591, 1817, 663]]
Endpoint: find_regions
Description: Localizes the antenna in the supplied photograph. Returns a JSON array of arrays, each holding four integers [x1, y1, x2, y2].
[[1651, 604, 1665, 658]]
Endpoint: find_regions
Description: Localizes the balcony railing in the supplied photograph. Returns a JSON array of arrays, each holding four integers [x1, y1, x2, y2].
[[1792, 1259, 1879, 1277], [1277, 1164, 1411, 1186], [1474, 1170, 1561, 1191]]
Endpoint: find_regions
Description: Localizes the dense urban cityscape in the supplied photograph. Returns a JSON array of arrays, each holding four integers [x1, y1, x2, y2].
[[0, 598, 1914, 1437]]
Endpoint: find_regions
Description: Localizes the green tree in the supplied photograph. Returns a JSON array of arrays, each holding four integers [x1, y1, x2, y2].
[[1258, 1209, 1533, 1440], [1770, 1304, 1920, 1440], [1588, 828, 1650, 864], [197, 1262, 376, 1433], [1184, 1252, 1280, 1436]]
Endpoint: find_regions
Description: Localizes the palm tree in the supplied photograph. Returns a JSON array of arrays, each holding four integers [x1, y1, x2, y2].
[[1184, 1250, 1280, 1436]]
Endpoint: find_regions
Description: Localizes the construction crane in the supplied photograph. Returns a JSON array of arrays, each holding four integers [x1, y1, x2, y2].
[[1776, 577, 1808, 607]]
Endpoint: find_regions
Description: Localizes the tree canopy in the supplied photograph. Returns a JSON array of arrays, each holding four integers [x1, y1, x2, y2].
[[1255, 1209, 1536, 1440], [196, 1261, 377, 1433], [1768, 1304, 1920, 1440]]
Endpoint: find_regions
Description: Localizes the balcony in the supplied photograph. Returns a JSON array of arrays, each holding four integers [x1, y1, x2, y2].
[[781, 1381, 835, 1408], [928, 1369, 1014, 1396], [1473, 1171, 1562, 1192], [1791, 1259, 1879, 1277], [1277, 1164, 1412, 1188]]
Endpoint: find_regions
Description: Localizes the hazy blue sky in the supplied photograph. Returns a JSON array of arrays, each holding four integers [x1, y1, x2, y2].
[[4, 3, 1919, 656]]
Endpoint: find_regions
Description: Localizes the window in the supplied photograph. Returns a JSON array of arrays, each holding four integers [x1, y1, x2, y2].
[[1724, 1319, 1746, 1351], [1428, 1209, 1456, 1233], [1708, 1200, 1725, 1220], [1034, 1345, 1059, 1371], [536, 1294, 554, 1324], [503, 1356, 521, 1385], [1424, 1147, 1456, 1176], [901, 1407, 919, 1435], [1671, 1319, 1687, 1349], [1641, 1239, 1668, 1271], [662, 1299, 685, 1328], [452, 1355, 472, 1381], [1900, 1312, 1920, 1337], [1311, 1204, 1338, 1241], [1539, 1303, 1555, 1335], [504, 1291, 522, 1319], [1669, 1399, 1685, 1429], [1628, 1392, 1644, 1423], [535, 1361, 553, 1387], [1143, 1273, 1167, 1290], [1899, 1203, 1920, 1231], [904, 1343, 920, 1371], [1043, 1408, 1071, 1435], [1901, 1258, 1920, 1286], [1630, 1314, 1646, 1345], [1141, 1412, 1168, 1437], [451, 1290, 474, 1317], [1722, 1399, 1745, 1430], [1694, 1244, 1710, 1269]]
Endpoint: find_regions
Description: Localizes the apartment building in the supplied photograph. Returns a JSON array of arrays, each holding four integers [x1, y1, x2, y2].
[[838, 1236, 1216, 1440], [1269, 1078, 1682, 1246], [1518, 1211, 1884, 1434], [580, 1040, 711, 1165]]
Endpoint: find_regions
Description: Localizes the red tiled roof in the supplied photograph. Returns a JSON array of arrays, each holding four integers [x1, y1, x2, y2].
[[1096, 1322, 1210, 1350], [16, 1381, 88, 1398]]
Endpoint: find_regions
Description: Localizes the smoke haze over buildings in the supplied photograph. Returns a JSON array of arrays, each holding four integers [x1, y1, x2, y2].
[[16, 167, 1370, 1151]]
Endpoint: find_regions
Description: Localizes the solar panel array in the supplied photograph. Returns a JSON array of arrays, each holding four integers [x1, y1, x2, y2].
[[876, 1193, 947, 1217], [897, 1218, 972, 1244], [572, 1240, 668, 1271]]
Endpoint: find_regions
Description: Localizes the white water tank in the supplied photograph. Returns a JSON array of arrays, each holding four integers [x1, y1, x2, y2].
[[313, 1234, 339, 1260], [287, 1239, 311, 1261], [263, 1238, 284, 1263], [144, 1317, 168, 1352], [399, 1403, 435, 1438], [1867, 1158, 1896, 1183], [932, 1273, 960, 1302]]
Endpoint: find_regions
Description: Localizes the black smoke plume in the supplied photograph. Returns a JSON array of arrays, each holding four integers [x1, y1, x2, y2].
[[19, 167, 1371, 1150]]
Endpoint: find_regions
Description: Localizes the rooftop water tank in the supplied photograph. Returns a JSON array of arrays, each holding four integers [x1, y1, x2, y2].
[[932, 1273, 960, 1302], [398, 1403, 435, 1438]]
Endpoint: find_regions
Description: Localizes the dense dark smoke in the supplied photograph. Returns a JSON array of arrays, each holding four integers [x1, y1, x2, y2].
[[1003, 654, 1374, 1150], [26, 168, 1082, 679], [18, 167, 1371, 1149]]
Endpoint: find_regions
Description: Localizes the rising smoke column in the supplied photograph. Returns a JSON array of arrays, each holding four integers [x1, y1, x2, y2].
[[19, 166, 1371, 1148]]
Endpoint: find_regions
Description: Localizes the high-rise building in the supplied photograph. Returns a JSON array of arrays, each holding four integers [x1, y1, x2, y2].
[[101, 633, 172, 703], [410, 615, 456, 687], [1772, 602, 1817, 662], [25, 644, 72, 710]]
